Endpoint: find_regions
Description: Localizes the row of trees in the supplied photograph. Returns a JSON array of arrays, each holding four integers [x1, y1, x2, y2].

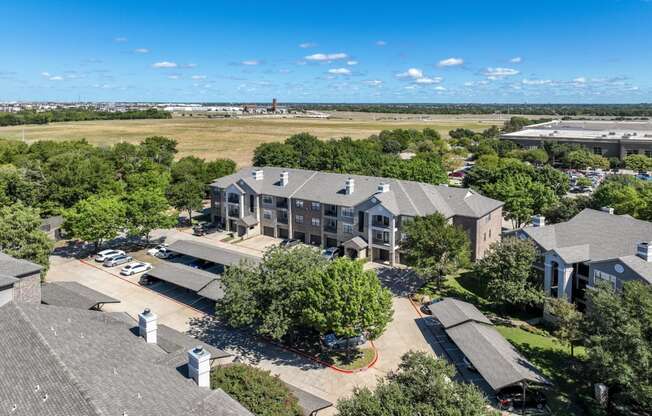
[[252, 131, 450, 185], [217, 246, 393, 343], [0, 108, 171, 126]]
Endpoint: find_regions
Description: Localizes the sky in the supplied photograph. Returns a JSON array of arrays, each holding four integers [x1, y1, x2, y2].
[[1, 0, 652, 103]]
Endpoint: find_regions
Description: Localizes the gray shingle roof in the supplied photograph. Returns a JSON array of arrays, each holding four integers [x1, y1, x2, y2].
[[146, 262, 219, 292], [167, 239, 261, 267], [284, 383, 333, 416], [428, 298, 493, 329], [41, 281, 120, 310], [521, 209, 652, 270], [0, 252, 42, 278], [0, 302, 251, 416], [197, 279, 226, 302], [343, 236, 368, 250], [446, 321, 549, 391], [212, 167, 503, 219], [0, 273, 18, 288]]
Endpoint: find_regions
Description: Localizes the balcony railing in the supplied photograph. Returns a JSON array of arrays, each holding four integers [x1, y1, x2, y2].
[[227, 195, 240, 204], [228, 208, 240, 217], [372, 237, 390, 246], [277, 216, 288, 224], [372, 219, 390, 228], [276, 199, 288, 209], [324, 225, 337, 233]]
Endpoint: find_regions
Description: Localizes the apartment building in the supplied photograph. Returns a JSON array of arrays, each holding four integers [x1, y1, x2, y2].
[[515, 208, 652, 311], [210, 167, 504, 264]]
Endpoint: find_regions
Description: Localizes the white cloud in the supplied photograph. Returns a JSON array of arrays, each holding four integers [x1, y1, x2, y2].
[[346, 60, 358, 65], [397, 68, 424, 79], [304, 52, 348, 61], [299, 42, 317, 48], [510, 56, 522, 63], [241, 60, 260, 65], [152, 61, 178, 68], [134, 48, 149, 54], [113, 36, 128, 43], [375, 40, 387, 46], [364, 80, 383, 86], [522, 79, 551, 85], [49, 76, 64, 81], [191, 75, 207, 80], [328, 68, 351, 75], [438, 57, 464, 67], [434, 86, 446, 91], [181, 63, 198, 68], [41, 72, 50, 77], [483, 67, 519, 78], [415, 76, 442, 84], [573, 77, 587, 83], [167, 75, 180, 80]]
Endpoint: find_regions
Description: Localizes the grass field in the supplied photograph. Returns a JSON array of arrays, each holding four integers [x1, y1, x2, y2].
[[0, 113, 498, 166]]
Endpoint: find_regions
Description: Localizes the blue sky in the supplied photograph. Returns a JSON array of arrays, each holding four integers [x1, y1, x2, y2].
[[1, 0, 651, 103]]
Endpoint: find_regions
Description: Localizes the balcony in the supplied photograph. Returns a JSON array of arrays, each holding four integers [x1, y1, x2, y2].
[[277, 216, 288, 225], [324, 205, 338, 217], [372, 237, 390, 246], [227, 194, 240, 204], [276, 198, 288, 209], [324, 220, 337, 234], [227, 207, 240, 217], [372, 218, 391, 228]]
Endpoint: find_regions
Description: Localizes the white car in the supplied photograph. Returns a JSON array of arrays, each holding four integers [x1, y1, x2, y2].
[[147, 244, 168, 257], [120, 262, 152, 276], [95, 249, 126, 262]]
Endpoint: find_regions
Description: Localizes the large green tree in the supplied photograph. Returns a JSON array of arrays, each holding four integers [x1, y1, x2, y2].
[[64, 195, 126, 250], [252, 142, 299, 167], [139, 136, 178, 167], [582, 281, 652, 412], [124, 188, 176, 244], [546, 297, 583, 357], [0, 202, 53, 274], [623, 154, 652, 172], [475, 237, 544, 309], [166, 177, 205, 224], [401, 213, 470, 287], [336, 351, 494, 416]]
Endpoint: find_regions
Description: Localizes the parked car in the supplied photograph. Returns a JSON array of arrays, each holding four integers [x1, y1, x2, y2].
[[95, 249, 125, 262], [147, 244, 168, 257], [497, 386, 547, 411], [322, 247, 340, 261], [192, 223, 219, 236], [155, 247, 178, 259], [322, 333, 366, 350], [139, 273, 156, 286], [103, 255, 133, 267], [280, 238, 301, 249], [120, 262, 152, 276], [419, 298, 443, 315]]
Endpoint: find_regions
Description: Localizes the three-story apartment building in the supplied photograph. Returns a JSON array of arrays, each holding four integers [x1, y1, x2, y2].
[[210, 167, 504, 264]]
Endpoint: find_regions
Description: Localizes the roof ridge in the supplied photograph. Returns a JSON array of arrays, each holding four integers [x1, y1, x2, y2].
[[396, 180, 421, 216], [14, 304, 103, 416], [289, 171, 319, 198]]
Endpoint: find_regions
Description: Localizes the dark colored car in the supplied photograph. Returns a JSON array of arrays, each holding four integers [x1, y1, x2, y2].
[[280, 238, 301, 248], [497, 386, 547, 411], [192, 223, 219, 236], [322, 333, 366, 350], [139, 273, 156, 286]]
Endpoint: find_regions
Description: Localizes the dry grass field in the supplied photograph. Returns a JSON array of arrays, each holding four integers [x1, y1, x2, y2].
[[0, 112, 501, 166]]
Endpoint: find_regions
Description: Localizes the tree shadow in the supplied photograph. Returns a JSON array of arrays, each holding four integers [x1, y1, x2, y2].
[[375, 267, 424, 297]]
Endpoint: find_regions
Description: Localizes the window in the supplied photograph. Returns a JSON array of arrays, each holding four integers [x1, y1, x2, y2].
[[227, 193, 240, 204], [295, 215, 304, 224], [483, 232, 487, 242], [626, 149, 639, 156], [594, 270, 617, 288], [295, 199, 304, 209], [401, 233, 407, 241], [488, 229, 492, 238], [486, 212, 492, 223], [358, 211, 365, 232], [262, 195, 273, 205], [263, 209, 272, 220], [311, 202, 321, 211], [343, 223, 353, 234], [341, 207, 354, 218], [593, 147, 603, 155], [311, 218, 320, 227], [646, 150, 652, 158], [249, 195, 254, 213]]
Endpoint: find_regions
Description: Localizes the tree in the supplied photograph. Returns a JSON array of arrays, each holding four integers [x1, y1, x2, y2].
[[166, 177, 205, 224], [0, 164, 41, 207], [205, 158, 236, 182], [401, 213, 470, 288], [124, 188, 176, 245], [564, 149, 609, 170], [380, 156, 448, 185], [336, 351, 494, 416], [64, 195, 126, 251], [542, 195, 591, 224], [582, 281, 652, 412], [575, 176, 593, 188], [139, 136, 177, 167], [307, 259, 393, 341], [623, 154, 652, 172], [211, 364, 302, 416], [252, 142, 299, 167], [546, 298, 583, 357], [475, 237, 544, 309], [592, 179, 646, 216], [0, 202, 53, 275], [285, 132, 323, 169]]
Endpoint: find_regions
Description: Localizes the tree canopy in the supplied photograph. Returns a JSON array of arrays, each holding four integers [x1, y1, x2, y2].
[[0, 202, 53, 275]]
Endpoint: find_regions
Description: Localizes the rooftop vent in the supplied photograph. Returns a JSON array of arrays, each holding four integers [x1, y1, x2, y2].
[[377, 183, 390, 193], [138, 308, 157, 344], [531, 215, 545, 228], [345, 178, 355, 195], [280, 171, 289, 187], [601, 207, 615, 215], [252, 169, 264, 181], [637, 242, 652, 262], [188, 346, 211, 387]]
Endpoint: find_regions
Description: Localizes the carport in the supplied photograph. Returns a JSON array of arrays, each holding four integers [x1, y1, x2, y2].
[[41, 281, 120, 310], [428, 298, 549, 402], [167, 239, 260, 267], [284, 383, 333, 416], [144, 262, 225, 302]]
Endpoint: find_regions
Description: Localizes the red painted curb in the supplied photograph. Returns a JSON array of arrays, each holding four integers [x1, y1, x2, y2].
[[408, 296, 425, 318]]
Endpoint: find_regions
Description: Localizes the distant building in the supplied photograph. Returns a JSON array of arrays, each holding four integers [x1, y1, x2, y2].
[[501, 119, 652, 160]]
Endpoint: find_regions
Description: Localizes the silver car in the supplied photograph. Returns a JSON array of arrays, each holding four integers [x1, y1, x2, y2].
[[103, 255, 133, 267], [95, 249, 125, 262]]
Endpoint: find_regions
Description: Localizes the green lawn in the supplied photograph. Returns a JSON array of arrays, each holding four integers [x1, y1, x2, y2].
[[420, 272, 592, 415], [320, 347, 377, 371]]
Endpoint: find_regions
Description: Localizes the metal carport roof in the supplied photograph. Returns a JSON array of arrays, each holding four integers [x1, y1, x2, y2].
[[167, 240, 261, 267], [284, 383, 333, 416], [146, 262, 219, 292], [41, 281, 120, 310], [428, 297, 492, 329]]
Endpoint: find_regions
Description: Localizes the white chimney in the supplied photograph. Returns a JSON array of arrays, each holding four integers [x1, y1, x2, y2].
[[280, 171, 289, 187], [188, 346, 211, 387], [377, 183, 390, 193], [531, 215, 545, 227], [345, 178, 355, 195], [637, 242, 652, 262], [601, 207, 614, 215], [252, 169, 264, 181], [138, 308, 157, 344]]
